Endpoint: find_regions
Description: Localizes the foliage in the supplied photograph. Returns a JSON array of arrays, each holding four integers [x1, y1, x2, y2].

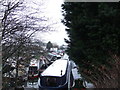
[[62, 2, 120, 88]]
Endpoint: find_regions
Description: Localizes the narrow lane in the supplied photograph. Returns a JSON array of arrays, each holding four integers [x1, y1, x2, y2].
[[24, 53, 94, 89]]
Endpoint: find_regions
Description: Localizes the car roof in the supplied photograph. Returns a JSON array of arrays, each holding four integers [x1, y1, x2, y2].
[[41, 59, 68, 77]]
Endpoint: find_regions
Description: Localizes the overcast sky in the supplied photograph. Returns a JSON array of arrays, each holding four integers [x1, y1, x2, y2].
[[31, 0, 68, 46]]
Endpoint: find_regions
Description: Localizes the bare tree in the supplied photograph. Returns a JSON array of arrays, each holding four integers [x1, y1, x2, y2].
[[1, 0, 50, 63], [1, 0, 51, 88]]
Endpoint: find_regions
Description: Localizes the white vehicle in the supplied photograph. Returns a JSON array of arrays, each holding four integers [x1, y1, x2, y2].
[[28, 59, 39, 79], [38, 59, 75, 89], [46, 53, 61, 63]]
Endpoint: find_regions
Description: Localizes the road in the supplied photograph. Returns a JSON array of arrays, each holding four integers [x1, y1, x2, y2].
[[24, 54, 94, 89]]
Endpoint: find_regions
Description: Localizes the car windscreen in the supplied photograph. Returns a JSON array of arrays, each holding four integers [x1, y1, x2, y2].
[[28, 66, 38, 74], [40, 76, 66, 87]]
